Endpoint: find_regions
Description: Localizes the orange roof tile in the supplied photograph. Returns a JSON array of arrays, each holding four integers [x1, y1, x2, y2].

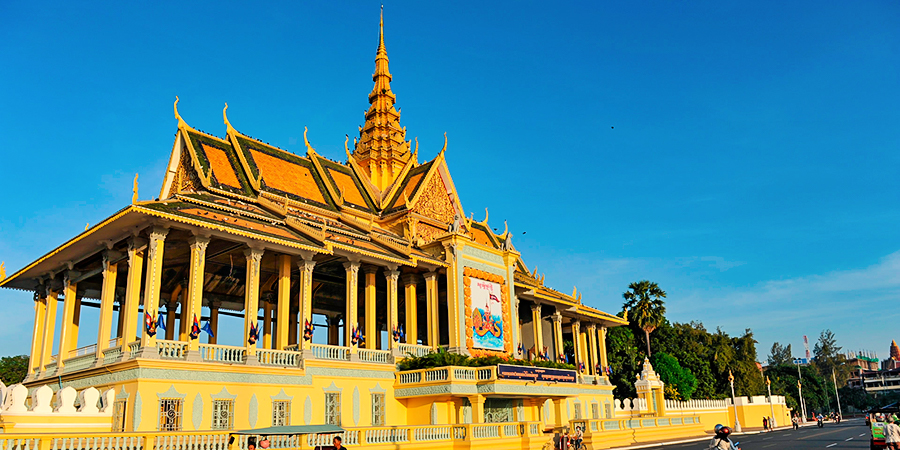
[[201, 143, 241, 189], [471, 227, 494, 247], [328, 169, 367, 207], [250, 149, 326, 204], [179, 208, 300, 241]]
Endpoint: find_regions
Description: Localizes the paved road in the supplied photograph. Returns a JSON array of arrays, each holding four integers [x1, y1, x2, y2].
[[630, 419, 871, 449]]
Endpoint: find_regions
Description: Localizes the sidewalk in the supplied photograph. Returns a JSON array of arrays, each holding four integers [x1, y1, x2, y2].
[[604, 423, 816, 449]]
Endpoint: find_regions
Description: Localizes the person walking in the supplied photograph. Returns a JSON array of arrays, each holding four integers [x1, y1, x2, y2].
[[763, 416, 769, 431], [792, 415, 799, 430], [885, 416, 900, 450]]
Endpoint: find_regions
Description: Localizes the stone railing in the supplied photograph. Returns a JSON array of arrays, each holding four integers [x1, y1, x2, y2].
[[156, 340, 188, 360], [0, 384, 116, 433], [397, 366, 501, 385], [310, 343, 350, 361], [127, 341, 141, 359], [664, 398, 729, 411], [199, 343, 245, 363], [61, 354, 97, 373], [358, 348, 392, 364], [257, 348, 301, 367], [572, 414, 700, 435], [397, 343, 433, 357], [0, 421, 545, 449]]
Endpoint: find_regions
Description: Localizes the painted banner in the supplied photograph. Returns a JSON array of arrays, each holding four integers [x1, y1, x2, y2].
[[470, 278, 504, 351], [496, 364, 577, 383]]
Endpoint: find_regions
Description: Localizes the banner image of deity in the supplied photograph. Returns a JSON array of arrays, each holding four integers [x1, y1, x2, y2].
[[470, 278, 504, 351]]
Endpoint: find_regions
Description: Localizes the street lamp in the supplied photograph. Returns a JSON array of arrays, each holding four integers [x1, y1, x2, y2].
[[797, 379, 808, 424], [729, 370, 742, 432], [766, 376, 777, 428]]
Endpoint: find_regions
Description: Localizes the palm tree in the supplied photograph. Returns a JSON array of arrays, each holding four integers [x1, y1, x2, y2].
[[622, 280, 667, 356]]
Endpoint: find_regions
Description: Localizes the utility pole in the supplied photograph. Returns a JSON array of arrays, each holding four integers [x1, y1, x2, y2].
[[833, 368, 842, 417], [729, 370, 742, 432], [767, 376, 777, 428], [796, 363, 808, 423]]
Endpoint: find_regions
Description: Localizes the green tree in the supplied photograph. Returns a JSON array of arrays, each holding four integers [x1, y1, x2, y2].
[[768, 342, 793, 366], [607, 324, 641, 399], [813, 329, 849, 386], [765, 364, 831, 415], [651, 352, 698, 400], [0, 355, 29, 385], [622, 280, 667, 356]]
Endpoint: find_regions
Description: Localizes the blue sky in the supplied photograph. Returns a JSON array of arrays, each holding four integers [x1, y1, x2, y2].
[[1, 2, 898, 361]]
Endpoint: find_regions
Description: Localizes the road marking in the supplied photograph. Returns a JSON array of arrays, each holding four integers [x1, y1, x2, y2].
[[762, 436, 772, 440], [846, 437, 853, 441], [826, 444, 837, 448], [763, 444, 776, 448], [859, 433, 866, 436]]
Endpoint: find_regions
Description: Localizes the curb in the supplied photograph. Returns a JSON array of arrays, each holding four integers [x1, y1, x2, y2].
[[604, 423, 821, 449]]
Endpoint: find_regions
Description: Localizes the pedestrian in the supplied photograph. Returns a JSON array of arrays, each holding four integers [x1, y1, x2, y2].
[[886, 416, 900, 450], [574, 426, 584, 450], [768, 416, 773, 430], [791, 415, 799, 430], [333, 436, 347, 450], [763, 416, 768, 431]]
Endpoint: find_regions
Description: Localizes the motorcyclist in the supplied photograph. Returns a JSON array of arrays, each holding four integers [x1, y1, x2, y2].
[[709, 425, 739, 450], [817, 413, 824, 427]]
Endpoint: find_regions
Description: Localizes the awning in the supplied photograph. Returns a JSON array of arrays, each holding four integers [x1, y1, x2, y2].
[[230, 425, 345, 436]]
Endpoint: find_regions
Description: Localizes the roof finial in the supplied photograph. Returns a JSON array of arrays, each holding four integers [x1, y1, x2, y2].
[[132, 173, 139, 204], [483, 207, 489, 223], [223, 102, 233, 131], [0, 262, 5, 283], [439, 132, 448, 156], [379, 5, 385, 51], [173, 96, 186, 128], [303, 127, 315, 154], [344, 134, 352, 160]]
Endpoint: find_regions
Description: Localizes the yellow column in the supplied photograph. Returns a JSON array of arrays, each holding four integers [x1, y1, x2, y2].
[[139, 227, 168, 352], [572, 320, 582, 371], [599, 326, 609, 371], [363, 266, 378, 349], [530, 304, 543, 358], [552, 398, 566, 427], [208, 300, 220, 344], [468, 395, 485, 424], [263, 298, 273, 349], [40, 289, 58, 373], [385, 268, 399, 351], [424, 271, 439, 348], [298, 254, 316, 351], [96, 253, 119, 360], [120, 238, 145, 356], [164, 300, 177, 341], [244, 247, 264, 363], [587, 323, 599, 375], [344, 260, 360, 355], [56, 276, 78, 372], [28, 293, 47, 376], [403, 274, 418, 344], [276, 254, 291, 350], [550, 312, 563, 362], [184, 236, 208, 357]]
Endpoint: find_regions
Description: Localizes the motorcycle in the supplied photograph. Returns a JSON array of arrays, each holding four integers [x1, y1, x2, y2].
[[817, 417, 824, 428]]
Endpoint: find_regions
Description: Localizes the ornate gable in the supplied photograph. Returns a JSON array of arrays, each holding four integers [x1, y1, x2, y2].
[[412, 172, 455, 224]]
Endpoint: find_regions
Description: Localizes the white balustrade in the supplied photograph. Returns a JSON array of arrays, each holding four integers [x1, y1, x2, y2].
[[156, 340, 187, 360], [476, 367, 495, 380], [365, 427, 409, 444], [423, 368, 448, 382], [502, 424, 519, 437], [102, 347, 123, 365], [472, 424, 500, 439], [307, 432, 358, 447], [199, 344, 245, 363], [358, 348, 392, 364], [397, 343, 433, 357], [453, 426, 467, 440], [413, 426, 450, 441], [529, 422, 541, 435], [310, 344, 350, 361], [453, 368, 476, 380], [257, 348, 300, 367], [127, 341, 141, 359], [398, 371, 422, 384], [155, 434, 229, 450], [284, 344, 300, 352]]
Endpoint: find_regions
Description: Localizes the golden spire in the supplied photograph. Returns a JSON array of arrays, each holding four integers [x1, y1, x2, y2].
[[352, 6, 412, 191]]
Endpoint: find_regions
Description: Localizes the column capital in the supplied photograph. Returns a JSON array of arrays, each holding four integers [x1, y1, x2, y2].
[[148, 226, 170, 241], [244, 247, 265, 262], [362, 265, 380, 275], [423, 271, 438, 281], [385, 269, 400, 282], [189, 235, 211, 250], [587, 322, 597, 332], [343, 260, 360, 272], [551, 312, 563, 323], [530, 303, 542, 313], [297, 258, 316, 272], [572, 320, 581, 332]]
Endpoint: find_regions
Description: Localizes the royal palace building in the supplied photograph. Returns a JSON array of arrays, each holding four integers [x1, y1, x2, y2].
[[0, 13, 630, 437]]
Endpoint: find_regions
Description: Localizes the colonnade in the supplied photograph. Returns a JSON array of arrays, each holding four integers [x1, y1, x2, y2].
[[26, 225, 449, 377], [528, 304, 609, 377]]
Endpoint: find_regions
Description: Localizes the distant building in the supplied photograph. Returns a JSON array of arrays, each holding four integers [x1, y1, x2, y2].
[[846, 342, 900, 396]]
